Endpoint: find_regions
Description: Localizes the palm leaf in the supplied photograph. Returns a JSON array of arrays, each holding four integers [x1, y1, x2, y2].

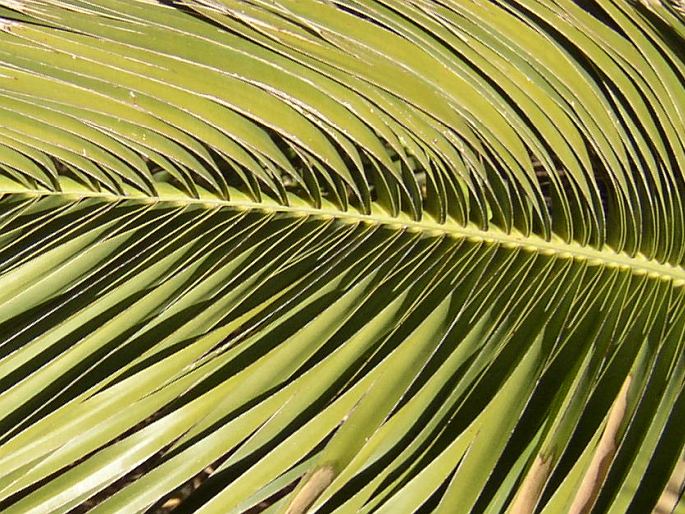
[[0, 0, 683, 512]]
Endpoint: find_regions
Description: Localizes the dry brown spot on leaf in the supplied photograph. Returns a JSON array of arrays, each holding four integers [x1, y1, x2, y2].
[[285, 465, 336, 514], [509, 453, 554, 514], [569, 375, 632, 514]]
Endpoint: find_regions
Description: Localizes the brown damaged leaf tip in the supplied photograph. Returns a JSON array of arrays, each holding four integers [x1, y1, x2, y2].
[[569, 375, 632, 514], [285, 466, 336, 514]]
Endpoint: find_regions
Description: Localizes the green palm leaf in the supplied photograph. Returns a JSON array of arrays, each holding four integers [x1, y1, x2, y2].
[[0, 0, 683, 512]]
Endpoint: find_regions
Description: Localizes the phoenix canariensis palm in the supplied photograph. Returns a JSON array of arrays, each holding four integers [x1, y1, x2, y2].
[[0, 0, 683, 513]]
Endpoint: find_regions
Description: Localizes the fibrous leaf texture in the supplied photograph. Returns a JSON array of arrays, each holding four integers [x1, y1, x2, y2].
[[0, 0, 684, 513]]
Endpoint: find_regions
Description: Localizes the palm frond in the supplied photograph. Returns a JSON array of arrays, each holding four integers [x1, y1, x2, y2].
[[0, 1, 683, 513]]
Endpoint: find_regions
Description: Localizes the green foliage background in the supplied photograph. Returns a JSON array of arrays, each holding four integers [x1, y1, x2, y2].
[[0, 0, 683, 512]]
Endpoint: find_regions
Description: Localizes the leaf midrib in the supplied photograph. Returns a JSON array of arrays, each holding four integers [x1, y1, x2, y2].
[[4, 185, 685, 285]]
